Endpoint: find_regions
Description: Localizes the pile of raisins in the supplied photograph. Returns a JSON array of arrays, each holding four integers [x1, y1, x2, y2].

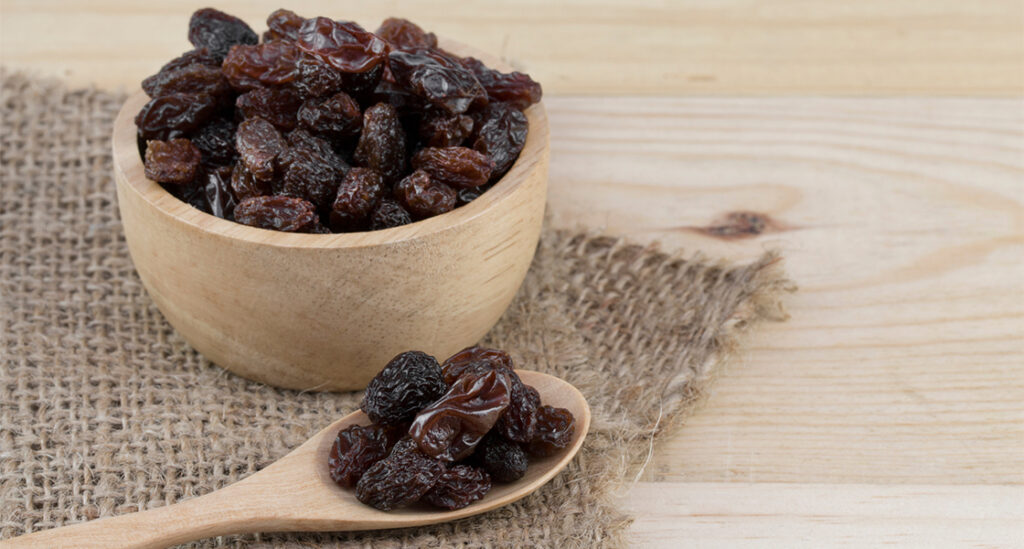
[[328, 346, 576, 511], [136, 8, 541, 234]]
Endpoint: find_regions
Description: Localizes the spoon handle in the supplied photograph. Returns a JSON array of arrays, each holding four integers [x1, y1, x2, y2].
[[4, 481, 260, 549]]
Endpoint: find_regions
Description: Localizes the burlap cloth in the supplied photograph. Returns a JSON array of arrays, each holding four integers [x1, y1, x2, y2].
[[0, 71, 791, 547]]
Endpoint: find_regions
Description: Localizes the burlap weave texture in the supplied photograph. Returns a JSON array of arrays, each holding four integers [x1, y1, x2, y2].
[[0, 71, 790, 547]]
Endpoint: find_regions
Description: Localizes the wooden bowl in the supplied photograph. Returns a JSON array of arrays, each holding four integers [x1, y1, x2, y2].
[[110, 39, 549, 391]]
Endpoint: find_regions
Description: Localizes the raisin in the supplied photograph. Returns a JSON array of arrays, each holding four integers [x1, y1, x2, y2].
[[283, 129, 350, 175], [222, 41, 300, 91], [388, 48, 487, 114], [142, 64, 231, 100], [375, 18, 438, 50], [471, 102, 527, 181], [296, 17, 389, 74], [330, 168, 385, 231], [395, 170, 456, 219], [419, 108, 473, 147], [495, 382, 540, 443], [461, 56, 542, 110], [361, 351, 448, 425], [441, 345, 514, 384], [135, 93, 218, 140], [264, 8, 306, 42], [229, 162, 270, 201], [369, 80, 426, 116], [328, 424, 392, 488], [474, 431, 528, 483], [187, 8, 258, 61], [412, 147, 494, 189], [201, 165, 237, 219], [165, 179, 209, 213], [526, 405, 576, 457], [422, 465, 491, 510], [236, 87, 302, 131], [143, 138, 201, 185], [280, 149, 342, 210], [234, 195, 320, 233], [456, 186, 483, 206], [409, 368, 512, 461], [369, 197, 413, 230], [355, 437, 445, 511], [151, 47, 221, 75], [293, 54, 346, 99], [236, 116, 286, 182], [297, 91, 362, 140], [189, 117, 237, 166], [353, 103, 406, 183], [440, 346, 536, 442]]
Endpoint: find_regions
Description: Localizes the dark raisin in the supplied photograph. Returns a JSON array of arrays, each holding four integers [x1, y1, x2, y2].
[[361, 351, 448, 425], [201, 165, 237, 219], [496, 382, 540, 443], [461, 56, 542, 110], [264, 8, 306, 42], [411, 146, 494, 189], [296, 17, 390, 74], [328, 424, 392, 488], [142, 64, 231, 100], [369, 80, 426, 116], [409, 368, 512, 461], [419, 108, 473, 147], [456, 186, 483, 206], [441, 345, 514, 384], [355, 437, 445, 511], [353, 103, 406, 183], [526, 405, 576, 457], [280, 149, 342, 210], [229, 162, 270, 201], [471, 102, 528, 181], [151, 47, 221, 75], [369, 197, 413, 230], [234, 195, 320, 233], [165, 179, 209, 213], [236, 116, 286, 182], [293, 54, 346, 99], [236, 87, 302, 131], [395, 169, 456, 218], [143, 138, 201, 184], [189, 117, 237, 166], [330, 168, 385, 232], [135, 93, 218, 140], [283, 129, 350, 174], [388, 48, 487, 114], [474, 431, 528, 483], [297, 91, 362, 139], [222, 41, 300, 91], [422, 465, 491, 510], [187, 8, 258, 61], [375, 18, 438, 50]]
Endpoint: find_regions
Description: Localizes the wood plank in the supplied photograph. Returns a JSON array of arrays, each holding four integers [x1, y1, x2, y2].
[[542, 96, 1024, 484], [1, 0, 1022, 95], [625, 482, 1024, 547]]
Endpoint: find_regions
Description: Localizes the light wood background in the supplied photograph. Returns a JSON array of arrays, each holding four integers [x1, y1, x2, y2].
[[2, 1, 1022, 547]]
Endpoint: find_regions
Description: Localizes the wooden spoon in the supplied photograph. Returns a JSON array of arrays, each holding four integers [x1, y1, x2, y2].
[[5, 371, 590, 549]]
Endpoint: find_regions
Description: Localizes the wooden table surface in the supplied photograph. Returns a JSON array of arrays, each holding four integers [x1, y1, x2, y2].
[[3, 1, 1022, 546]]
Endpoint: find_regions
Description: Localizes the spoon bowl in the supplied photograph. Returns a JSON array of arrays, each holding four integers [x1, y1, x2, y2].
[[8, 371, 589, 549]]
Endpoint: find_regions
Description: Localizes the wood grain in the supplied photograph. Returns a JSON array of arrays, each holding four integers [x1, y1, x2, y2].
[[626, 482, 1024, 548], [542, 96, 1024, 485], [1, 0, 1022, 95]]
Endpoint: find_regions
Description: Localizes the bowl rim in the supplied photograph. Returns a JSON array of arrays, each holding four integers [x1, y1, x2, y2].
[[111, 37, 548, 250]]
